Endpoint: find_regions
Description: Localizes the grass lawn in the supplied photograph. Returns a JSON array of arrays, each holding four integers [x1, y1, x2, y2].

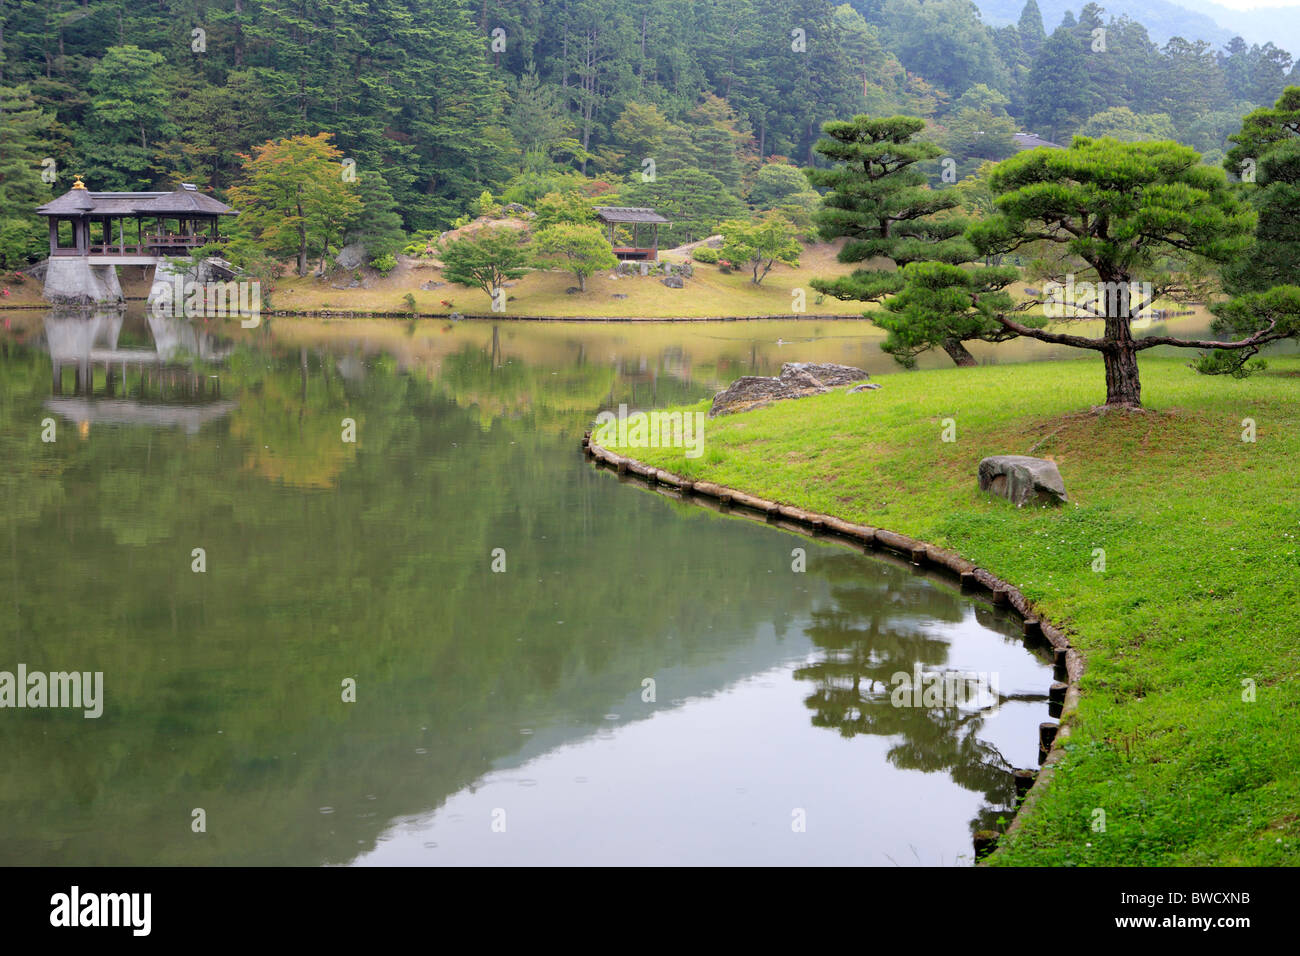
[[596, 353, 1300, 866], [264, 241, 868, 318]]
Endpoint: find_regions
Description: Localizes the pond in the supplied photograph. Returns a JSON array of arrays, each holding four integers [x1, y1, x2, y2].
[[0, 308, 1129, 866]]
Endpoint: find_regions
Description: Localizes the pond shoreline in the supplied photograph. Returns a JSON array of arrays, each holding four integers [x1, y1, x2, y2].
[[582, 431, 1085, 864], [1, 300, 873, 322]]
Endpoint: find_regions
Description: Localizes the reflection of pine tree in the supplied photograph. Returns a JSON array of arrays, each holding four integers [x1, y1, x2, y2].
[[794, 554, 1017, 821]]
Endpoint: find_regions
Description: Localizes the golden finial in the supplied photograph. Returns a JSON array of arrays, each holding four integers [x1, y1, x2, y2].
[[72, 175, 87, 190]]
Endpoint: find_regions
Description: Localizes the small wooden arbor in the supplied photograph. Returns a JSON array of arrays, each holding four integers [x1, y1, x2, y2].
[[594, 206, 670, 261], [36, 177, 237, 262]]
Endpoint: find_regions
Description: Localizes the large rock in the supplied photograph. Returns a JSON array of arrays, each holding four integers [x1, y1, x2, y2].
[[978, 455, 1068, 507], [709, 362, 870, 418], [335, 242, 367, 270], [780, 362, 867, 386], [661, 275, 684, 288]]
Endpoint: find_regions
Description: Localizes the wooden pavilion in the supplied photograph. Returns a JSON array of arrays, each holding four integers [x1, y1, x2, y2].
[[594, 206, 671, 261], [36, 177, 237, 264]]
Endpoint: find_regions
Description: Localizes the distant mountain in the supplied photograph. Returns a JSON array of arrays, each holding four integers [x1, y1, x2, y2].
[[1178, 0, 1300, 56], [976, 1, 1298, 58]]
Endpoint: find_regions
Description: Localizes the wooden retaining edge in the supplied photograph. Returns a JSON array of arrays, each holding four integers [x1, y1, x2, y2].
[[582, 432, 1084, 863]]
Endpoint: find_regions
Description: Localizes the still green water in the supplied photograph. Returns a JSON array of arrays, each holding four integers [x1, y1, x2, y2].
[[0, 309, 1057, 866]]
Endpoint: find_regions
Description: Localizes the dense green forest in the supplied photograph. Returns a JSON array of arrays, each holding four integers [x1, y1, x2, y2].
[[1, 0, 1297, 265]]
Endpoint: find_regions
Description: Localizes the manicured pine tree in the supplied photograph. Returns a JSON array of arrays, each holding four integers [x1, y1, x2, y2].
[[874, 261, 1024, 368], [807, 114, 981, 361], [965, 137, 1286, 408], [1206, 87, 1300, 373]]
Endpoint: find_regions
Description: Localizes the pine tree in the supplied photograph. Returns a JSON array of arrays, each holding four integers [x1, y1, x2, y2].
[[807, 115, 970, 303], [0, 83, 58, 268], [79, 45, 175, 189], [1017, 0, 1046, 59]]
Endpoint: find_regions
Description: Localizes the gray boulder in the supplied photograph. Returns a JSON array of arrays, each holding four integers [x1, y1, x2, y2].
[[709, 362, 870, 418], [781, 362, 866, 387], [662, 275, 684, 288], [335, 243, 367, 270], [978, 455, 1068, 507]]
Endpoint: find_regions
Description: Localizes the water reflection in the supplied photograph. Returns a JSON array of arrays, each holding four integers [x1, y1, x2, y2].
[[0, 308, 1055, 865], [39, 309, 237, 435]]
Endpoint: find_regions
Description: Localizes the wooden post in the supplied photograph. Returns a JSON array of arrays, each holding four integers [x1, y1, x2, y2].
[[1039, 722, 1058, 753], [1013, 769, 1036, 799], [973, 831, 999, 861]]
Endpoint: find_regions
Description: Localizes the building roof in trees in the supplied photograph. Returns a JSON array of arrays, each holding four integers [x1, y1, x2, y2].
[[37, 182, 237, 217], [594, 206, 670, 224], [1013, 132, 1064, 150]]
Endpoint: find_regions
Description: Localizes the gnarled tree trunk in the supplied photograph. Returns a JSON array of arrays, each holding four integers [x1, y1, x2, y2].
[[942, 337, 978, 367], [1102, 309, 1142, 408]]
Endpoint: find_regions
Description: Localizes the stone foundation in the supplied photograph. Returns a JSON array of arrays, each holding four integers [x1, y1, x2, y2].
[[42, 258, 124, 306]]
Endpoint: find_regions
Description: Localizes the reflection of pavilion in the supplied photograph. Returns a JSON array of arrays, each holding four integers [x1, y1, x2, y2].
[[40, 310, 236, 434]]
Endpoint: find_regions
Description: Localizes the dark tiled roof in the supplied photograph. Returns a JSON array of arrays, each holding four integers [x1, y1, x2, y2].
[[1013, 132, 1064, 150], [37, 186, 236, 216], [594, 206, 670, 224], [135, 189, 236, 214]]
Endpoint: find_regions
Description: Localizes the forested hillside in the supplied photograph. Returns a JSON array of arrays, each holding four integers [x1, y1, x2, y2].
[[2, 0, 1297, 261]]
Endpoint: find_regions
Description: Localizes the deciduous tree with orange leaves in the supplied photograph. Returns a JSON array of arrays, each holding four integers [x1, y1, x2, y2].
[[228, 133, 361, 276]]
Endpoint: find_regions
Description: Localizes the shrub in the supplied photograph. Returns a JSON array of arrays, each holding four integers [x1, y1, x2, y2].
[[691, 246, 720, 264], [403, 230, 441, 257], [370, 253, 398, 276]]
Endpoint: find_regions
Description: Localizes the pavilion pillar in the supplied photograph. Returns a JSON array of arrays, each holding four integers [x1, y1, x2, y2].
[[48, 218, 58, 256]]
